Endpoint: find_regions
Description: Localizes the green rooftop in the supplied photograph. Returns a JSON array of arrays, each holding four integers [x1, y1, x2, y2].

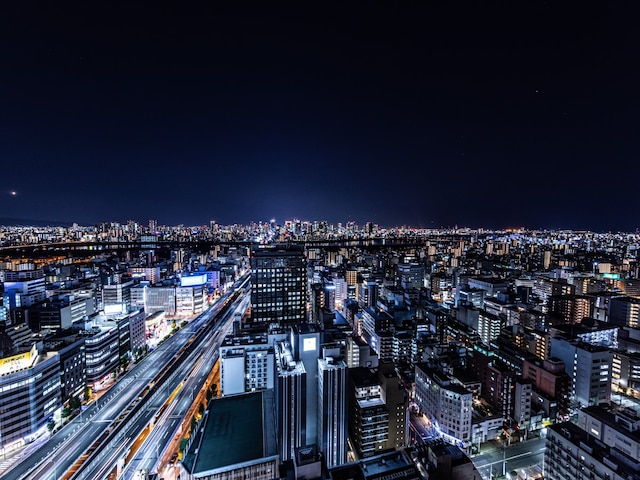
[[182, 390, 277, 475]]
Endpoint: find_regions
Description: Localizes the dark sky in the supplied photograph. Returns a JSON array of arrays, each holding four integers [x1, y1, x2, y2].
[[1, 3, 639, 230]]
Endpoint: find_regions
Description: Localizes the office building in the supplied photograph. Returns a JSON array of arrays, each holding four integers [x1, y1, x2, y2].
[[144, 286, 176, 316], [397, 262, 424, 289], [0, 344, 60, 456], [43, 333, 86, 402], [102, 279, 133, 317], [78, 323, 120, 392], [219, 333, 275, 396], [250, 244, 307, 327], [29, 295, 95, 333], [3, 276, 46, 308], [175, 285, 206, 316]]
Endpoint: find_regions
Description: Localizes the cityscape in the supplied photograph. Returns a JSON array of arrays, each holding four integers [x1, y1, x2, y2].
[[3, 2, 640, 480], [0, 220, 639, 479]]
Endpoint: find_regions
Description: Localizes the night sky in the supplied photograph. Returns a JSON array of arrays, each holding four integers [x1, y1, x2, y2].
[[2, 3, 639, 231]]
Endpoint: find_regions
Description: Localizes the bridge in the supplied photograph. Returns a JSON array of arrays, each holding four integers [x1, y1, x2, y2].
[[0, 236, 466, 258]]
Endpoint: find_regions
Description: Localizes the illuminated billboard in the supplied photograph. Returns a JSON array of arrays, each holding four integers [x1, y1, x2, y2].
[[0, 344, 37, 375], [180, 273, 208, 287], [104, 303, 126, 316]]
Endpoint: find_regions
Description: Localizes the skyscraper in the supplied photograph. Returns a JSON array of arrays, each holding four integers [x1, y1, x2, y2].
[[317, 345, 348, 467], [250, 244, 307, 327], [275, 339, 307, 462], [292, 324, 320, 447]]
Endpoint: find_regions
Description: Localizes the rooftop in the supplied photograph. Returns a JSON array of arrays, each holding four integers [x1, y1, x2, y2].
[[182, 390, 277, 475]]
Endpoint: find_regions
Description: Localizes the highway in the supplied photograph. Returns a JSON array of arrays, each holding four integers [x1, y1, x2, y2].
[[119, 292, 250, 480], [2, 276, 248, 480]]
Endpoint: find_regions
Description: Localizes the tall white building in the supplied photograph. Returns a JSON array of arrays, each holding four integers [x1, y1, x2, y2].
[[551, 337, 612, 408], [333, 277, 348, 311], [175, 285, 205, 316], [219, 334, 275, 396], [414, 364, 472, 446]]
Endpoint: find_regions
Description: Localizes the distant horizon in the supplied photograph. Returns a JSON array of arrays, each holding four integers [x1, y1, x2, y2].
[[0, 215, 638, 234]]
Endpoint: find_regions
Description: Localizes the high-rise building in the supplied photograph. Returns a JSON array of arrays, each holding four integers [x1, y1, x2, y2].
[[477, 310, 503, 345], [274, 339, 307, 462], [514, 379, 533, 432], [272, 324, 321, 461], [250, 245, 307, 327], [549, 294, 593, 324], [551, 337, 612, 408], [361, 307, 394, 360], [317, 345, 348, 467], [333, 277, 348, 311], [348, 361, 407, 460], [378, 360, 407, 450], [0, 347, 60, 453], [609, 296, 640, 327], [397, 262, 425, 289], [349, 367, 391, 458], [220, 333, 276, 396], [414, 364, 472, 447], [292, 324, 320, 447], [101, 279, 133, 317]]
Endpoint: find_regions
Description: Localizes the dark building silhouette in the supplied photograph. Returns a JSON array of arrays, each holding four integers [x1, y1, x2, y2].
[[250, 244, 307, 327]]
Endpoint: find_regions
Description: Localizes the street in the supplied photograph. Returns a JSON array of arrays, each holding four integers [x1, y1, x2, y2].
[[0, 276, 248, 480], [472, 436, 546, 479]]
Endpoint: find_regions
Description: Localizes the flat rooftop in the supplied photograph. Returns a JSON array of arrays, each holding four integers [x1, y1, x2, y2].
[[182, 390, 277, 475]]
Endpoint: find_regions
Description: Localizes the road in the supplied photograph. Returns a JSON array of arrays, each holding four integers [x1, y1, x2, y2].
[[409, 410, 439, 443], [122, 292, 250, 480], [72, 285, 250, 480], [2, 276, 248, 480], [472, 437, 546, 479]]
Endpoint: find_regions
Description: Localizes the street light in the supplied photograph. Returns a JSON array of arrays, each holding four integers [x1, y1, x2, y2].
[[502, 443, 506, 476]]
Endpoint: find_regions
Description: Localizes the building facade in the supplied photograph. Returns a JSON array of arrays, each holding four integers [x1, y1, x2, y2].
[[250, 244, 307, 327]]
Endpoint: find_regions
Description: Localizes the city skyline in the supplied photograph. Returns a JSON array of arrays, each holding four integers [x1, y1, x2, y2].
[[1, 214, 640, 477], [3, 4, 639, 231]]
